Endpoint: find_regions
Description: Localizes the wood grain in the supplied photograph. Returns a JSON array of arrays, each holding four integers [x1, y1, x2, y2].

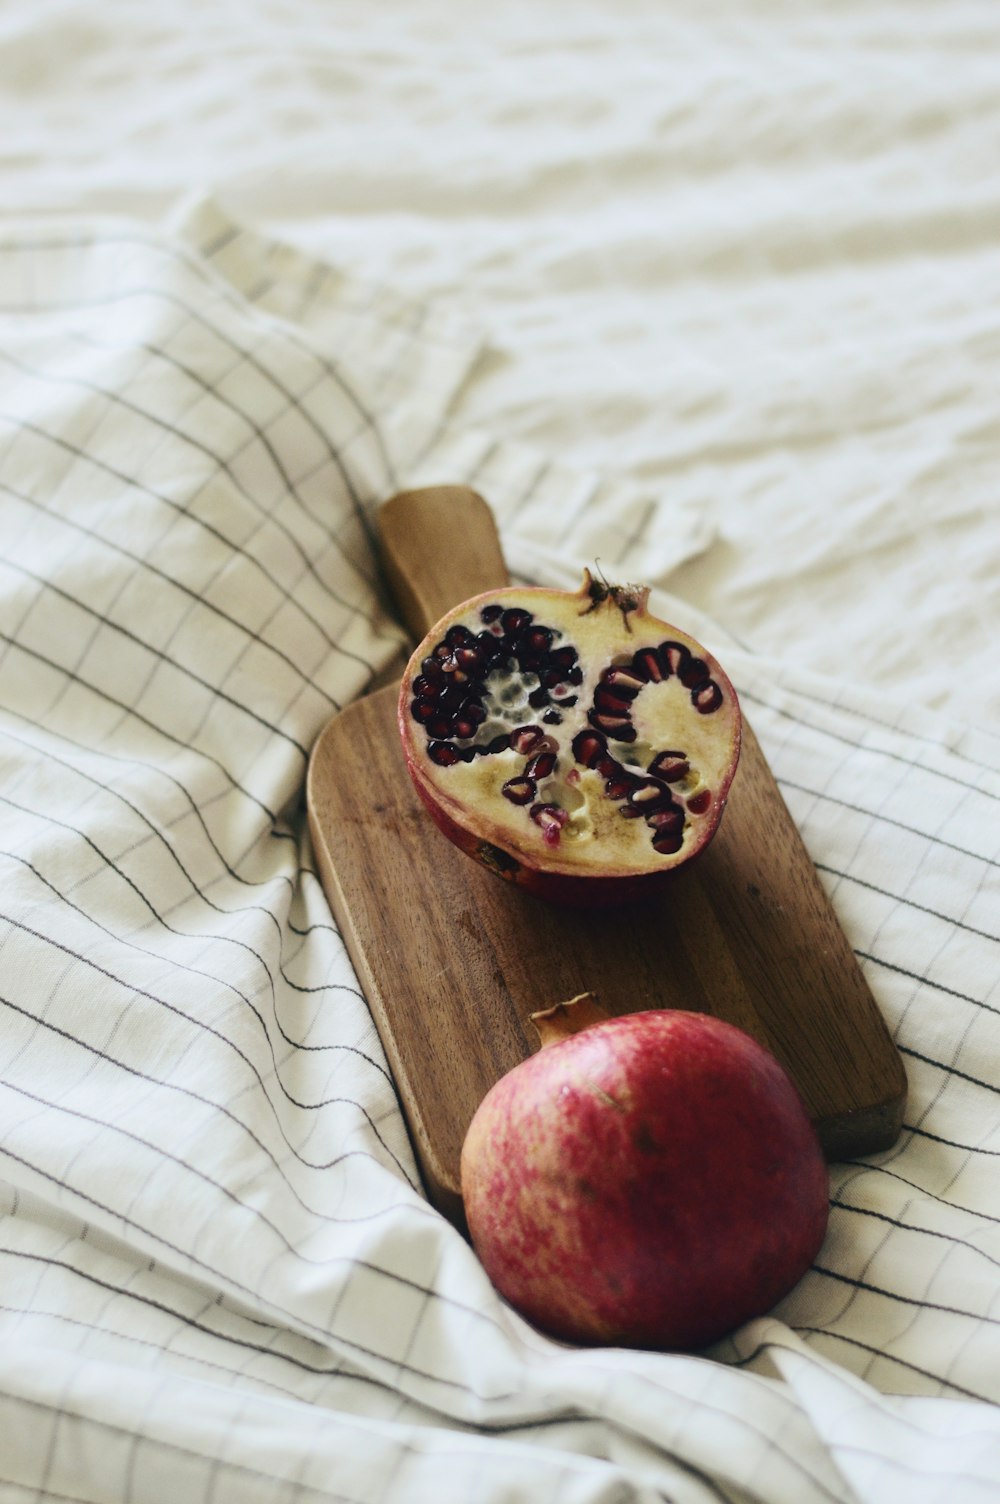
[[307, 487, 907, 1224]]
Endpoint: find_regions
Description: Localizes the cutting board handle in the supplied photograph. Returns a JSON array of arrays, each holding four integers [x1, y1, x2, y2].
[[377, 486, 512, 642]]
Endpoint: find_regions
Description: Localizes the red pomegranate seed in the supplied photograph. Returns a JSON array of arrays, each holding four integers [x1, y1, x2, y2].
[[453, 718, 477, 740], [525, 751, 557, 780], [589, 713, 636, 741], [678, 656, 710, 689], [530, 802, 568, 847], [502, 608, 532, 636], [660, 641, 690, 677], [652, 827, 684, 854], [420, 656, 445, 683], [628, 781, 669, 810], [594, 685, 635, 717], [632, 647, 665, 682], [687, 789, 712, 815], [648, 750, 690, 782], [605, 772, 640, 800], [502, 777, 537, 805], [603, 667, 644, 694], [428, 741, 461, 767], [571, 730, 607, 768], [648, 806, 684, 831], [442, 657, 468, 683], [693, 681, 723, 714], [511, 725, 545, 755]]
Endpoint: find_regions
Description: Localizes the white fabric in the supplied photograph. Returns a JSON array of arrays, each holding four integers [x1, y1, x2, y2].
[[0, 5, 998, 1503]]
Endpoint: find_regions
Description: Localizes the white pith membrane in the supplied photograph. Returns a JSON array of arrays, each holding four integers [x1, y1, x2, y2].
[[403, 581, 741, 877]]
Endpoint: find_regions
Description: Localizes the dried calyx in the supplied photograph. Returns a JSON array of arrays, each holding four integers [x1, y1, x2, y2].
[[398, 572, 741, 905]]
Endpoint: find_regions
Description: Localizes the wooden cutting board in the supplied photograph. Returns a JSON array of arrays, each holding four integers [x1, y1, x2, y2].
[[307, 486, 907, 1226]]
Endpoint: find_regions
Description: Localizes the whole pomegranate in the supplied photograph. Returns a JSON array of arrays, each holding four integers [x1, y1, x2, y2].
[[460, 996, 829, 1351], [398, 573, 741, 906]]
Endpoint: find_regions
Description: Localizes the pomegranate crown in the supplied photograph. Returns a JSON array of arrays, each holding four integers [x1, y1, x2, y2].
[[578, 568, 650, 630]]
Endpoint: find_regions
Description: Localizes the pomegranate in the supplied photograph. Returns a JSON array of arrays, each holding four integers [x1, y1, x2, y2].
[[460, 996, 829, 1352], [398, 573, 741, 906]]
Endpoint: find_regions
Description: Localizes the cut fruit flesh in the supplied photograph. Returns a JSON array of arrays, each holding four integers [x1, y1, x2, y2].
[[399, 575, 742, 905]]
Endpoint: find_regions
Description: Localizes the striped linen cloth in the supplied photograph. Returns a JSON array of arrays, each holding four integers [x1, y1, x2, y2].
[[0, 201, 997, 1504]]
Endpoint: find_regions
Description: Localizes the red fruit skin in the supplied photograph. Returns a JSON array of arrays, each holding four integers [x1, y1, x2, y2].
[[460, 1011, 830, 1351]]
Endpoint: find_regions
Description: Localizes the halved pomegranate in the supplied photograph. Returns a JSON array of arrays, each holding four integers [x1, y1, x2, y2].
[[398, 572, 741, 906]]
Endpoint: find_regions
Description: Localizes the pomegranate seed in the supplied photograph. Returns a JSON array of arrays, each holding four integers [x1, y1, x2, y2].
[[660, 641, 690, 677], [464, 701, 487, 724], [411, 699, 438, 724], [678, 656, 710, 689], [648, 806, 684, 831], [441, 654, 468, 682], [652, 827, 684, 854], [632, 646, 665, 682], [487, 733, 511, 753], [530, 801, 566, 824], [628, 781, 669, 810], [525, 627, 553, 652], [619, 805, 645, 819], [502, 777, 537, 805], [648, 750, 690, 783], [426, 715, 453, 739], [589, 712, 636, 741], [687, 789, 712, 815], [571, 729, 606, 767], [455, 646, 483, 672], [446, 624, 476, 648], [605, 772, 640, 800], [412, 675, 441, 700], [511, 726, 545, 755], [479, 604, 503, 623], [594, 686, 635, 717], [428, 741, 461, 766], [603, 667, 644, 694], [693, 681, 723, 714], [525, 751, 557, 780], [502, 608, 532, 636], [421, 656, 446, 681], [453, 718, 476, 739], [550, 646, 578, 670], [542, 708, 563, 724], [530, 802, 568, 847], [596, 755, 620, 778]]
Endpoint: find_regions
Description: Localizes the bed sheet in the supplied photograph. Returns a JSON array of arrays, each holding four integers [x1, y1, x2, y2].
[[0, 4, 998, 1503]]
